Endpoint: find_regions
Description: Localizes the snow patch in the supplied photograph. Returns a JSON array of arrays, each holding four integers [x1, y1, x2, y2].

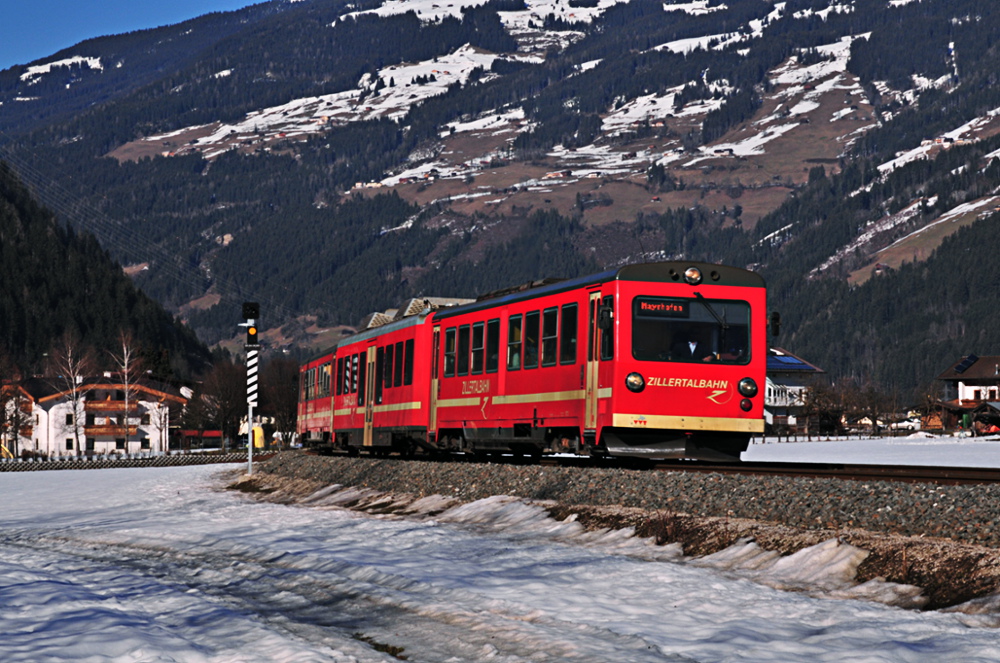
[[20, 56, 103, 84]]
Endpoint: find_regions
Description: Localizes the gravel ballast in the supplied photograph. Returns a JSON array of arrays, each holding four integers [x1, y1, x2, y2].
[[242, 451, 1000, 610]]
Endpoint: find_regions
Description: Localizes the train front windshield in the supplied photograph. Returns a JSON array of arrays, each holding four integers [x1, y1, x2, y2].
[[632, 296, 751, 364]]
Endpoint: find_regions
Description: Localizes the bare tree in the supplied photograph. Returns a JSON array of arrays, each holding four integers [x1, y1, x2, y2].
[[840, 378, 891, 437], [48, 333, 96, 455], [799, 379, 841, 440], [108, 331, 143, 453], [261, 356, 300, 449], [179, 384, 213, 451], [199, 360, 247, 450], [149, 392, 181, 454]]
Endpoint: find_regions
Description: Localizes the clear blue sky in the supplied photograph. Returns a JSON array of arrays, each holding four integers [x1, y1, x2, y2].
[[0, 0, 259, 71]]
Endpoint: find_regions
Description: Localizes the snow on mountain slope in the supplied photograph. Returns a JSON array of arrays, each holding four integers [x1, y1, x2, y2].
[[341, 0, 632, 28], [19, 56, 105, 85], [104, 0, 1000, 248], [120, 45, 503, 161]]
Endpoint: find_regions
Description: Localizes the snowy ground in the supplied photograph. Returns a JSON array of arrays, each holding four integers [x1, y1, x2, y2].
[[744, 431, 1000, 468], [3, 462, 1000, 662]]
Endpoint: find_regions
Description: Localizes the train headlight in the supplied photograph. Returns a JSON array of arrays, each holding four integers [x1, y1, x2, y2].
[[740, 398, 753, 412], [738, 377, 758, 397], [625, 372, 646, 393], [683, 267, 703, 285]]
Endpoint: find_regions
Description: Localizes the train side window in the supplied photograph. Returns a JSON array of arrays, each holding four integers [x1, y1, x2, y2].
[[404, 339, 414, 385], [507, 315, 522, 370], [471, 322, 485, 375], [375, 347, 385, 404], [351, 354, 360, 393], [524, 310, 540, 369], [300, 372, 308, 400], [394, 341, 404, 387], [486, 318, 500, 373], [444, 328, 457, 377], [384, 344, 395, 390], [560, 303, 578, 364], [457, 325, 471, 376], [321, 363, 331, 397], [541, 307, 558, 367], [357, 354, 366, 406], [600, 296, 615, 360], [336, 357, 344, 396]]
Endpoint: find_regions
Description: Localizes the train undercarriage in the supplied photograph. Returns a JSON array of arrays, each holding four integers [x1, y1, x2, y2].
[[311, 424, 749, 462]]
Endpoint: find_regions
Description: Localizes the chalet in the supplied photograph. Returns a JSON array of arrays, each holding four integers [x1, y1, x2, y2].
[[765, 347, 825, 432], [935, 354, 1000, 429], [2, 375, 187, 459]]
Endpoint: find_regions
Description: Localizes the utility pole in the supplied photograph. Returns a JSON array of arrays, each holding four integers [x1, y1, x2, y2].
[[241, 302, 260, 475]]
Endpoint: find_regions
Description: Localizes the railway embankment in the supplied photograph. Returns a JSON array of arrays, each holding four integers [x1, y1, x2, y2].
[[236, 451, 1000, 610]]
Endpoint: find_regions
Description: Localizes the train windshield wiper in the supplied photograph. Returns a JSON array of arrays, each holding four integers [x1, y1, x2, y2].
[[695, 292, 729, 353], [694, 292, 729, 331]]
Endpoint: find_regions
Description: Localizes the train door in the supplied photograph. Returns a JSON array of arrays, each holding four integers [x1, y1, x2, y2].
[[585, 291, 602, 431], [429, 326, 441, 435], [363, 346, 377, 447]]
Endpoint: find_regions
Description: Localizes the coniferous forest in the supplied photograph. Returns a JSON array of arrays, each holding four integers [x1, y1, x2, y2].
[[0, 163, 210, 377], [3, 0, 1000, 400]]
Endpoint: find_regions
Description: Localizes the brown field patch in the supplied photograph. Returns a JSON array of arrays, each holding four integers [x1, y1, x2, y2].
[[108, 124, 222, 162], [848, 205, 988, 285]]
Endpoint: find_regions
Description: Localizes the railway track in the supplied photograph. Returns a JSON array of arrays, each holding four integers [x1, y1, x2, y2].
[[309, 447, 1000, 485], [643, 460, 1000, 485]]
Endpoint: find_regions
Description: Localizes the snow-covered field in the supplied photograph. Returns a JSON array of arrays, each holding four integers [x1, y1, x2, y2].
[[3, 460, 1000, 662], [744, 431, 1000, 468]]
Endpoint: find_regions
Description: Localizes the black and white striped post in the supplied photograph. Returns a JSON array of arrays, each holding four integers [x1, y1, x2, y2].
[[242, 302, 260, 476]]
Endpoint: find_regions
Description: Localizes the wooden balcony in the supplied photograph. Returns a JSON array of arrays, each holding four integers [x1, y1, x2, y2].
[[83, 425, 138, 437], [84, 401, 139, 412]]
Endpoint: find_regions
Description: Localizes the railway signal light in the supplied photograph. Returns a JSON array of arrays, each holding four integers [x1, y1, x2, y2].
[[242, 301, 260, 348]]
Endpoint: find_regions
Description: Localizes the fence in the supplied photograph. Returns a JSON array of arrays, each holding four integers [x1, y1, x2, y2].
[[0, 451, 276, 472]]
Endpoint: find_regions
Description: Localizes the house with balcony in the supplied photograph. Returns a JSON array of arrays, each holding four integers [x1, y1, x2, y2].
[[7, 374, 187, 458], [765, 347, 826, 432], [935, 354, 1000, 430]]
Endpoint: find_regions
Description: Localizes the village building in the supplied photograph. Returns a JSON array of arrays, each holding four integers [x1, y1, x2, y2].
[[765, 347, 825, 432], [935, 354, 1000, 431], [2, 375, 187, 459]]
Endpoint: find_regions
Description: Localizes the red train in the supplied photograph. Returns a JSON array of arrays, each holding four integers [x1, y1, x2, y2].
[[298, 261, 769, 461]]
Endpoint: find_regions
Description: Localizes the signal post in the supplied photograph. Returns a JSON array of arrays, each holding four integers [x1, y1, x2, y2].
[[242, 302, 260, 475]]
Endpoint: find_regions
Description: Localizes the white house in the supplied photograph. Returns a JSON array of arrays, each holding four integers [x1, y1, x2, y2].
[[4, 375, 186, 458], [936, 354, 1000, 403], [765, 347, 825, 430]]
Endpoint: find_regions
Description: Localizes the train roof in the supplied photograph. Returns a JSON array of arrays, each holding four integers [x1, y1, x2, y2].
[[311, 262, 763, 356], [434, 261, 764, 321]]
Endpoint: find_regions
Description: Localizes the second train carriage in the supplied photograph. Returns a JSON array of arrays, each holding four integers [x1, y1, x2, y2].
[[298, 261, 769, 460], [297, 352, 334, 446]]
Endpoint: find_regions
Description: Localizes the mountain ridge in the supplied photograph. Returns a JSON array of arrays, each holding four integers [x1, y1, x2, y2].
[[2, 0, 999, 398]]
